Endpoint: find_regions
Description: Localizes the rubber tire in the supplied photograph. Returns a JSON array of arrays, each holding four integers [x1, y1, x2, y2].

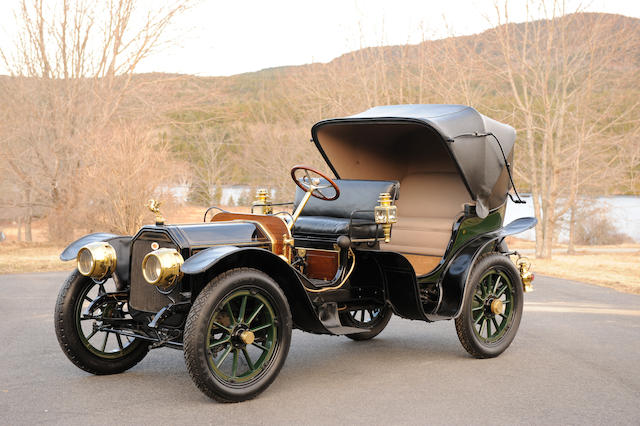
[[455, 253, 523, 359], [183, 268, 292, 403], [341, 305, 392, 341], [54, 270, 149, 375]]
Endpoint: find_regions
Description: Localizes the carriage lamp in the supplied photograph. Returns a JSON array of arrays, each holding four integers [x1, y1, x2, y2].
[[375, 192, 397, 243], [77, 242, 117, 280], [142, 248, 184, 290], [253, 188, 273, 215], [517, 257, 535, 292]]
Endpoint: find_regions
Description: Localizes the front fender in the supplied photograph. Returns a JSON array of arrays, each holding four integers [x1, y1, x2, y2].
[[182, 246, 330, 335], [59, 232, 119, 261], [432, 217, 537, 319]]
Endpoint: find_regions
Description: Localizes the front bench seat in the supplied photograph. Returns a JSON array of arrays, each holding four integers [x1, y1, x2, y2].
[[292, 179, 399, 239]]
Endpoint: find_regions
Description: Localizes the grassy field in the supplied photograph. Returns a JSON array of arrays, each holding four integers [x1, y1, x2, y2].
[[1, 205, 638, 294]]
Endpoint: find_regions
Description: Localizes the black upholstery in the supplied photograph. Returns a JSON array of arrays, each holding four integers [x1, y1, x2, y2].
[[292, 179, 399, 238]]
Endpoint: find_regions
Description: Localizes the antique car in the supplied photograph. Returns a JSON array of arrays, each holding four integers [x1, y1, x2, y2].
[[54, 104, 536, 402]]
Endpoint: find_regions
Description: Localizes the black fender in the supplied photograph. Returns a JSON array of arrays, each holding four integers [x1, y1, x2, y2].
[[432, 217, 537, 319], [60, 232, 132, 290], [60, 232, 119, 261], [352, 250, 425, 321], [182, 246, 330, 334]]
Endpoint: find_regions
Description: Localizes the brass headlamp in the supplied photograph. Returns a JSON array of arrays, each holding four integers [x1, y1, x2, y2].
[[374, 192, 397, 243], [77, 242, 117, 280], [142, 248, 184, 290]]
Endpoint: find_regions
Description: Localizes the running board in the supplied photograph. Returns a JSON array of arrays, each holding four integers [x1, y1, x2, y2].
[[318, 302, 367, 335]]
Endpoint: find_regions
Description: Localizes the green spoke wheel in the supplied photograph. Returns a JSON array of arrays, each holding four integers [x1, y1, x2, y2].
[[54, 270, 149, 375], [205, 290, 277, 383], [455, 253, 524, 359], [340, 304, 392, 341], [184, 268, 292, 403]]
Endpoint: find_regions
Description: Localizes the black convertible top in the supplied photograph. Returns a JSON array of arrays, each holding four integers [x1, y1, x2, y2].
[[311, 104, 517, 216]]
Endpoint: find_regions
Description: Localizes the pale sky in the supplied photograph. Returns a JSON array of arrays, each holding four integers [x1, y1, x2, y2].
[[2, 0, 639, 76]]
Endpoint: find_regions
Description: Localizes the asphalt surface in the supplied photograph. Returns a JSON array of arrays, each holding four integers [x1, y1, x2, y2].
[[1, 271, 639, 425]]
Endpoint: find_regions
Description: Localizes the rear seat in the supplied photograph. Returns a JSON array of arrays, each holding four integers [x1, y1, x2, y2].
[[292, 179, 399, 239], [384, 173, 470, 256]]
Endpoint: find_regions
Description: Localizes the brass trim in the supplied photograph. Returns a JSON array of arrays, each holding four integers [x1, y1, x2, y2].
[[77, 242, 117, 280], [141, 248, 184, 290], [490, 299, 505, 315], [146, 199, 165, 226], [240, 330, 255, 345]]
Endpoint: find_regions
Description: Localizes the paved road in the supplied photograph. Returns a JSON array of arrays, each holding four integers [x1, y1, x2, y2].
[[1, 271, 639, 425]]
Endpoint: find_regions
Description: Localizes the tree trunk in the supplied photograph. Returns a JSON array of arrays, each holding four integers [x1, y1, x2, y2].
[[567, 205, 576, 254], [24, 215, 33, 242]]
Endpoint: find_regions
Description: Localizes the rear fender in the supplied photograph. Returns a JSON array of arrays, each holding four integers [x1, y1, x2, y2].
[[433, 217, 537, 319], [182, 246, 329, 334]]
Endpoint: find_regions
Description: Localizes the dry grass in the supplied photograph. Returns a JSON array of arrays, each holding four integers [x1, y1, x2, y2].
[[1, 206, 638, 295], [0, 242, 70, 274], [525, 252, 640, 294]]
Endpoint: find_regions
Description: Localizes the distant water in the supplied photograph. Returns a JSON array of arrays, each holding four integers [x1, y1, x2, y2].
[[505, 195, 640, 243]]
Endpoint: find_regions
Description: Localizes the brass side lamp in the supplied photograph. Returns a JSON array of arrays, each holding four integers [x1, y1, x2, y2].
[[253, 188, 273, 215], [374, 192, 397, 243], [517, 257, 534, 292]]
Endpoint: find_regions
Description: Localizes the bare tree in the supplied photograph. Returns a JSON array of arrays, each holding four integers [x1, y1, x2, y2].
[[0, 0, 189, 241], [490, 2, 640, 257]]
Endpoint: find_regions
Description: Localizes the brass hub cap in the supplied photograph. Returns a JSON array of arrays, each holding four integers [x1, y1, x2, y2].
[[490, 299, 505, 315], [240, 330, 255, 345]]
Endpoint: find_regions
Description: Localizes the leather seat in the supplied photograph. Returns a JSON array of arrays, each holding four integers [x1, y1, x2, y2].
[[292, 216, 382, 239], [292, 179, 399, 239]]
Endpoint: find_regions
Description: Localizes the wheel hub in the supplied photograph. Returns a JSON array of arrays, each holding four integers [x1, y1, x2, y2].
[[231, 325, 254, 348], [490, 298, 505, 315], [240, 330, 255, 345]]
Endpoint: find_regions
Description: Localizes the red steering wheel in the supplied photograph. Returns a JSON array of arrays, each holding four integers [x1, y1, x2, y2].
[[290, 165, 340, 201]]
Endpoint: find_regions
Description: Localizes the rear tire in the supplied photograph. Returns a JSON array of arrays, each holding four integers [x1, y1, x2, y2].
[[340, 305, 392, 341], [455, 253, 523, 358], [54, 270, 149, 375], [183, 268, 292, 402]]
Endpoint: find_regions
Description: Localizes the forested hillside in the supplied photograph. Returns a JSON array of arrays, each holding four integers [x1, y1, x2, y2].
[[1, 9, 638, 257]]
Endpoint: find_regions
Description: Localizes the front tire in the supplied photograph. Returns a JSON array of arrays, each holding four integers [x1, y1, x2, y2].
[[183, 268, 292, 402], [54, 270, 149, 375], [455, 253, 523, 358]]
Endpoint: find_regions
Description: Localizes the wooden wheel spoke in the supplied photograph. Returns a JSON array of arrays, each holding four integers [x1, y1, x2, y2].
[[492, 276, 502, 295], [492, 318, 500, 333], [101, 332, 109, 352], [246, 303, 264, 325], [238, 296, 247, 323], [115, 333, 124, 351], [252, 342, 269, 352], [225, 302, 236, 325], [250, 322, 272, 333], [242, 349, 254, 370], [213, 321, 232, 332], [216, 346, 232, 368], [231, 350, 239, 378], [209, 336, 230, 349]]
